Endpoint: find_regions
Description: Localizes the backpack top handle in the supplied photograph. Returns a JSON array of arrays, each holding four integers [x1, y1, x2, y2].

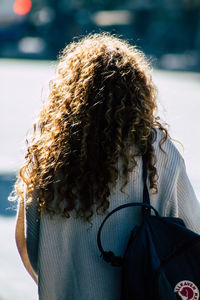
[[97, 156, 160, 267]]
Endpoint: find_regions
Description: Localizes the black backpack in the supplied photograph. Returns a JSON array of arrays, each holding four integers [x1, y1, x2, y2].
[[97, 158, 200, 300]]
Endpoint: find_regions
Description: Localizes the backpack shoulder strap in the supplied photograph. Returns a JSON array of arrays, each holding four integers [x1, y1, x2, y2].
[[142, 156, 151, 216]]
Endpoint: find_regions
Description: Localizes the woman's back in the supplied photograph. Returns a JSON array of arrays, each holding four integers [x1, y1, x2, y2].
[[27, 130, 199, 300]]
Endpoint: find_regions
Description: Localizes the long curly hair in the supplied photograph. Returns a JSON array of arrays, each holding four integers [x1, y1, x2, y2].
[[11, 33, 168, 221]]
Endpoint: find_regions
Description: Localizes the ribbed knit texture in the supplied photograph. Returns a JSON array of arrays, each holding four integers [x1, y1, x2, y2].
[[26, 129, 200, 300]]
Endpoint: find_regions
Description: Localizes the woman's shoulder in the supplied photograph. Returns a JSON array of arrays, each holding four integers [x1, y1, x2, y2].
[[153, 128, 184, 170]]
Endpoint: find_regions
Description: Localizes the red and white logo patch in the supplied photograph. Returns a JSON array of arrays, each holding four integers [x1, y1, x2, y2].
[[174, 280, 199, 300]]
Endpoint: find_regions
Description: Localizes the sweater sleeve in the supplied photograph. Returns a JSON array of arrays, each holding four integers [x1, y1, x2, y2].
[[165, 158, 200, 234]]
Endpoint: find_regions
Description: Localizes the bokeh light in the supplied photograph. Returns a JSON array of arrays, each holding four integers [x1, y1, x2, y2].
[[13, 0, 32, 15]]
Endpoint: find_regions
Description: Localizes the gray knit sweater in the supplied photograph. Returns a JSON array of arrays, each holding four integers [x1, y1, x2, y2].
[[26, 129, 200, 300]]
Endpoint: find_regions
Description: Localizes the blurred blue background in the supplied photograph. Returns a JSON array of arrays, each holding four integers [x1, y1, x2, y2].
[[1, 0, 200, 70], [0, 0, 200, 299]]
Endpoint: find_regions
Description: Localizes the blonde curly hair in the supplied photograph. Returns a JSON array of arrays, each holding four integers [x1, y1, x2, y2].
[[11, 33, 168, 221]]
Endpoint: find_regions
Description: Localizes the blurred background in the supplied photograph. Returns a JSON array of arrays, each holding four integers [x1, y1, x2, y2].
[[0, 0, 200, 299], [1, 0, 200, 69]]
